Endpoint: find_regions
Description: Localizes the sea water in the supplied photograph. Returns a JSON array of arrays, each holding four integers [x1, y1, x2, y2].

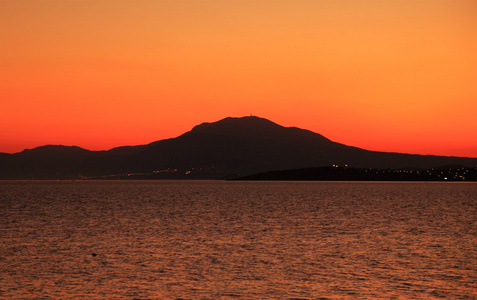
[[0, 180, 476, 299]]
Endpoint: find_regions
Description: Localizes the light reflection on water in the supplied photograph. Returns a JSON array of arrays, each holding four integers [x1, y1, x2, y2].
[[0, 181, 476, 299]]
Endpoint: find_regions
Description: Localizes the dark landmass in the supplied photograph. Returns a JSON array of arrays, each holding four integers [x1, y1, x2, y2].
[[232, 166, 477, 181], [1, 116, 476, 180]]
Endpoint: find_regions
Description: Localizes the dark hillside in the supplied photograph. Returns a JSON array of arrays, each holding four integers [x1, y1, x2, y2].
[[1, 116, 476, 179]]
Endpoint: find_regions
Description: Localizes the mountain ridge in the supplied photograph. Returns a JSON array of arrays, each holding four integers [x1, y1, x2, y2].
[[1, 116, 476, 179]]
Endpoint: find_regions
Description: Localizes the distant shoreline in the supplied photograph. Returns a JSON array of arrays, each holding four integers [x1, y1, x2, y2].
[[230, 166, 477, 182], [2, 166, 475, 181]]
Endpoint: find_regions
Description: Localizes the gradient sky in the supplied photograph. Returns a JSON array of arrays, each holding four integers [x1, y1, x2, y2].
[[1, 0, 476, 157]]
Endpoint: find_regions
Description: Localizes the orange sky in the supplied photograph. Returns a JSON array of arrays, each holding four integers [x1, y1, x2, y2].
[[1, 0, 476, 157]]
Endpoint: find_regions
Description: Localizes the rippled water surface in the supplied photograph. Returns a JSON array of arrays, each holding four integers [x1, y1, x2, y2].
[[1, 180, 476, 299]]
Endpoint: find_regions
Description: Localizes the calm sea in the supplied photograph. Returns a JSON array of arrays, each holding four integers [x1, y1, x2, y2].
[[0, 180, 476, 299]]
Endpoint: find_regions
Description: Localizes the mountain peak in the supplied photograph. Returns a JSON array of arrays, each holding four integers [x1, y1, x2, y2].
[[185, 116, 333, 147], [190, 116, 279, 133], [20, 145, 90, 156], [186, 116, 317, 144]]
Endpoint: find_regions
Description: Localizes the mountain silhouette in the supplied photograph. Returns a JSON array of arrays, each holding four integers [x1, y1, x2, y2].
[[1, 116, 476, 179]]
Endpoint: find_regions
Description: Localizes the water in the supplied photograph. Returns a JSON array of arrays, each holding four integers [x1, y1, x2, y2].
[[1, 181, 476, 299]]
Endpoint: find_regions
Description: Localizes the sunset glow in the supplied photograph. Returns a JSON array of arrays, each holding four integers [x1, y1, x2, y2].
[[1, 0, 476, 157]]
